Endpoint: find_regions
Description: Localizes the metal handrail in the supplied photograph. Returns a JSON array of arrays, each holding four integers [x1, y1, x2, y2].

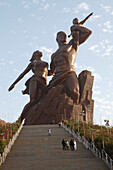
[[0, 119, 25, 166], [61, 122, 113, 170], [102, 149, 113, 170]]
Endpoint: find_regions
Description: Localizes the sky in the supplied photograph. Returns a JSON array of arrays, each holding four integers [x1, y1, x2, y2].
[[0, 0, 113, 126]]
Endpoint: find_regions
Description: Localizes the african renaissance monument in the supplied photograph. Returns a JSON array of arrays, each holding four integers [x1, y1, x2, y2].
[[8, 13, 94, 125]]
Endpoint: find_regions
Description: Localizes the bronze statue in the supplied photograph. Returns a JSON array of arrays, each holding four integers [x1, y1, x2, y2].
[[68, 12, 93, 43], [68, 12, 93, 36], [8, 50, 48, 121], [48, 25, 92, 104]]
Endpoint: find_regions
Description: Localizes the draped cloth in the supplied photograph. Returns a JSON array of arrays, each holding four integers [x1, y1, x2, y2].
[[47, 70, 79, 93], [22, 75, 47, 95]]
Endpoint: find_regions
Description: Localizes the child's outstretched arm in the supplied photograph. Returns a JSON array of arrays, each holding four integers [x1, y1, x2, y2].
[[79, 12, 93, 25]]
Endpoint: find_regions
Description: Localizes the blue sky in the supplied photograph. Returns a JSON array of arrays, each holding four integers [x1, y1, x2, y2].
[[0, 0, 113, 126]]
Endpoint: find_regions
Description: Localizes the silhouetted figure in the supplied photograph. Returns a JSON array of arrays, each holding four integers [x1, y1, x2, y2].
[[88, 137, 92, 149], [62, 139, 66, 150], [58, 122, 61, 127], [8, 50, 48, 121], [70, 139, 74, 151]]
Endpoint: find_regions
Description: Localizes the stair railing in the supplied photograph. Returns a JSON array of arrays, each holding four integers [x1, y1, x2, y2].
[[61, 122, 113, 170], [0, 119, 25, 166], [102, 149, 113, 170]]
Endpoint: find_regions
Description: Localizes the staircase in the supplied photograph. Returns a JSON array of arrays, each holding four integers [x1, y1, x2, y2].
[[0, 125, 108, 170]]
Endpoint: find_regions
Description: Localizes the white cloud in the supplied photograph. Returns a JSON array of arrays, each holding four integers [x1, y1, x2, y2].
[[104, 21, 112, 29], [46, 54, 51, 61], [9, 61, 14, 65], [106, 94, 110, 98], [22, 1, 26, 5], [94, 85, 100, 89], [52, 3, 56, 7], [32, 0, 39, 5], [75, 63, 95, 73], [0, 2, 10, 6], [23, 30, 28, 34], [94, 103, 99, 108], [93, 72, 101, 82], [89, 44, 99, 51], [73, 2, 89, 14], [93, 91, 101, 95], [14, 69, 20, 73], [86, 66, 95, 72], [73, 9, 79, 14], [89, 40, 113, 57], [74, 63, 84, 70], [78, 2, 89, 11], [95, 49, 100, 53], [22, 1, 30, 10], [100, 105, 111, 109], [102, 51, 110, 56], [94, 97, 113, 112], [100, 4, 111, 13], [92, 15, 101, 19], [40, 3, 49, 11], [103, 29, 107, 32], [32, 36, 38, 40], [42, 31, 47, 34], [106, 45, 113, 52], [28, 42, 33, 46], [108, 81, 113, 87], [0, 86, 3, 91], [24, 4, 29, 10], [100, 40, 110, 45], [91, 15, 101, 22], [0, 60, 6, 66], [62, 7, 70, 13], [8, 51, 13, 54], [11, 30, 16, 35], [40, 46, 53, 53], [98, 24, 101, 27], [109, 30, 113, 33], [31, 13, 36, 17], [102, 45, 113, 56], [105, 111, 112, 116], [17, 18, 23, 23]]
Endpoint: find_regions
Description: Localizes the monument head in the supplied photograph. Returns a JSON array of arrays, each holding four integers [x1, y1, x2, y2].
[[56, 31, 67, 47], [30, 50, 42, 62], [73, 18, 79, 24]]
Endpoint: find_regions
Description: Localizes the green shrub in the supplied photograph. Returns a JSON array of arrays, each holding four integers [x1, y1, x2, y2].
[[0, 139, 6, 155], [105, 141, 113, 159]]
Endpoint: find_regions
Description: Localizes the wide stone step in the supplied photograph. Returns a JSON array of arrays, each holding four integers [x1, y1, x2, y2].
[[0, 125, 108, 170]]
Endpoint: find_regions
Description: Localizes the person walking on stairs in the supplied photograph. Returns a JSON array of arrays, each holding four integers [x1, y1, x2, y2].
[[62, 139, 66, 150], [48, 128, 52, 136]]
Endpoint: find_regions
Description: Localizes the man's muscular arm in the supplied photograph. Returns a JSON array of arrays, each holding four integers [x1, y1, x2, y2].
[[48, 54, 56, 76], [68, 31, 79, 51], [72, 25, 92, 45]]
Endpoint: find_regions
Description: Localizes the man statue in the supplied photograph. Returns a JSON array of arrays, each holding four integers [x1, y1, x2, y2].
[[48, 25, 92, 104], [8, 50, 48, 121]]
